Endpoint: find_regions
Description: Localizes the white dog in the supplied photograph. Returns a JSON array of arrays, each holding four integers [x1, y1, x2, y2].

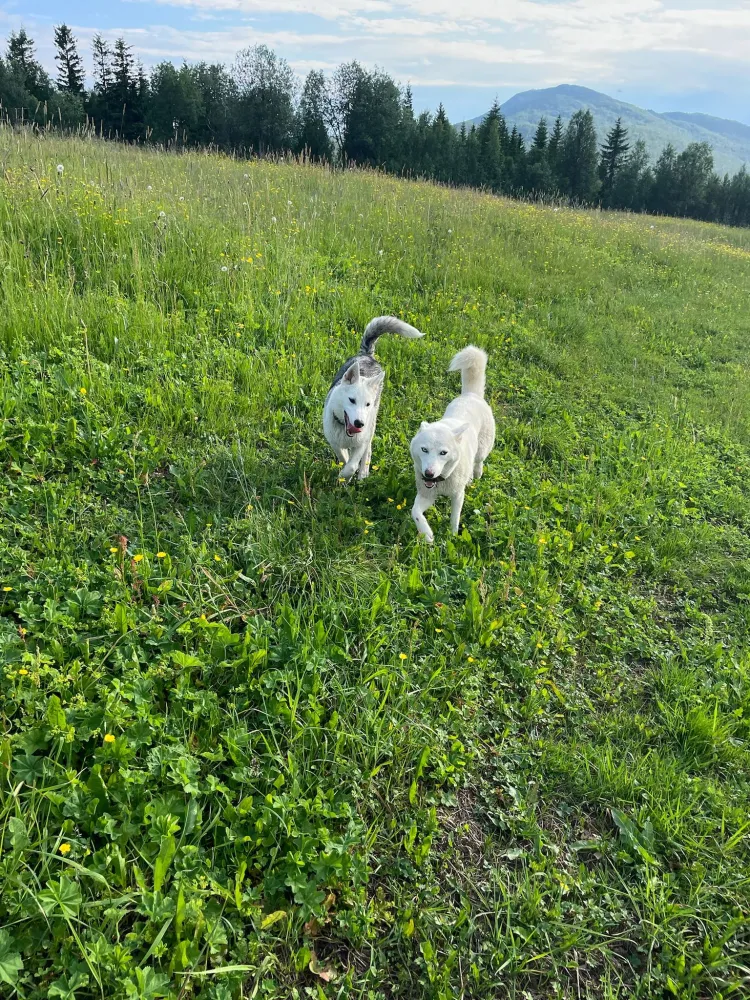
[[323, 316, 424, 480], [410, 345, 495, 542]]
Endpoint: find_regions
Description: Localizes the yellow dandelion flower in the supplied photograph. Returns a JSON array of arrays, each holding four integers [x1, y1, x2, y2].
[[133, 554, 144, 563], [109, 547, 118, 553], [18, 668, 29, 676], [3, 586, 12, 592], [467, 656, 475, 663], [157, 552, 166, 558], [103, 734, 115, 744], [79, 387, 87, 395], [399, 652, 408, 660], [214, 554, 221, 562], [59, 843, 71, 855], [435, 628, 443, 633], [387, 498, 394, 503]]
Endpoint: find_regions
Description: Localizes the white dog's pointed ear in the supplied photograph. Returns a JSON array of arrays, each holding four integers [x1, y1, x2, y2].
[[343, 362, 360, 384], [420, 420, 430, 432], [452, 422, 470, 440]]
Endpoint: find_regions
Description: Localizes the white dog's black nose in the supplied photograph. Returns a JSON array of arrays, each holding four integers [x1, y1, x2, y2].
[[424, 470, 435, 479], [354, 419, 364, 428]]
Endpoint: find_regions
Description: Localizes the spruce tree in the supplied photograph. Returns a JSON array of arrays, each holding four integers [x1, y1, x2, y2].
[[531, 117, 548, 152], [92, 35, 112, 95], [599, 118, 630, 205], [560, 110, 599, 202], [7, 28, 51, 101], [54, 24, 85, 94]]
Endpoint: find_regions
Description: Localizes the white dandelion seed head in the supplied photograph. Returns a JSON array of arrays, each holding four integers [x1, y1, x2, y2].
[[448, 228, 452, 233], [147, 185, 153, 191], [378, 249, 383, 255], [244, 173, 249, 178], [271, 216, 277, 223], [221, 265, 229, 272], [287, 200, 292, 206], [179, 196, 184, 202], [649, 224, 655, 229], [56, 164, 64, 175], [159, 211, 166, 218]]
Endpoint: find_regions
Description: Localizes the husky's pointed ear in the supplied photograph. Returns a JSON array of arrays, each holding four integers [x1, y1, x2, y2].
[[452, 422, 470, 440], [343, 362, 360, 384], [420, 420, 430, 432]]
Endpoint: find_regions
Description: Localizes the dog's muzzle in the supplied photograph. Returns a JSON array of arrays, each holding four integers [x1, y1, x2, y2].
[[422, 475, 445, 490], [345, 413, 363, 437]]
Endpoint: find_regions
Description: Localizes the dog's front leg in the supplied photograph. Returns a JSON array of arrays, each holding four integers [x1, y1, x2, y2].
[[358, 437, 373, 480], [449, 488, 465, 534], [341, 447, 366, 480], [412, 493, 435, 543]]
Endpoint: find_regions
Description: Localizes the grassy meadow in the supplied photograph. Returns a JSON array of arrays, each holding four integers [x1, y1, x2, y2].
[[3, 131, 750, 1000]]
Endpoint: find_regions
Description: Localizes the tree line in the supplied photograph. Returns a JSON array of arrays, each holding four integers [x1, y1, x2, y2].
[[3, 26, 750, 228]]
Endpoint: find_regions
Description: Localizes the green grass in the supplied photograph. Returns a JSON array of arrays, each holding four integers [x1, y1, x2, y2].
[[2, 130, 750, 1000]]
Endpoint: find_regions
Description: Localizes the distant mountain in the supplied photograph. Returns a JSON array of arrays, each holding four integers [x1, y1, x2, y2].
[[463, 85, 749, 176]]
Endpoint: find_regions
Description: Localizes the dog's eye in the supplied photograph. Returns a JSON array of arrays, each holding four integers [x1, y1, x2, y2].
[[349, 397, 355, 403], [421, 447, 428, 454], [439, 450, 448, 456]]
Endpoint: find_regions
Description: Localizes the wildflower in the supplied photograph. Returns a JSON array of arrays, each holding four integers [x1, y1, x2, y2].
[[19, 668, 28, 676], [103, 734, 115, 744], [179, 196, 184, 202], [109, 547, 118, 553], [378, 250, 383, 256], [221, 266, 228, 272], [159, 211, 166, 219], [79, 387, 87, 395], [214, 554, 221, 562], [448, 228, 452, 234], [435, 628, 443, 633], [59, 843, 71, 854], [399, 653, 408, 660], [2, 586, 12, 592], [244, 173, 249, 178], [57, 164, 64, 175], [467, 656, 475, 663], [271, 216, 277, 223], [133, 554, 144, 563], [287, 200, 293, 206], [387, 498, 394, 503], [147, 185, 153, 191], [538, 536, 547, 544], [157, 551, 167, 558]]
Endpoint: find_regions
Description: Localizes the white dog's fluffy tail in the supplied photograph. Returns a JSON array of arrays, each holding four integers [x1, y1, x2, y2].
[[360, 316, 424, 356], [449, 345, 488, 397]]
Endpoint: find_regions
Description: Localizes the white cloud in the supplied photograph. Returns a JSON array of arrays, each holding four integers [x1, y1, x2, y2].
[[7, 0, 750, 120]]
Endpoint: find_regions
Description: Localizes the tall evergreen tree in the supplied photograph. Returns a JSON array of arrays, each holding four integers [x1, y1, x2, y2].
[[54, 24, 85, 94], [560, 110, 599, 202], [92, 34, 112, 95], [233, 44, 296, 153], [7, 28, 51, 101], [599, 118, 630, 206], [477, 99, 504, 191], [531, 117, 548, 153], [527, 117, 552, 194]]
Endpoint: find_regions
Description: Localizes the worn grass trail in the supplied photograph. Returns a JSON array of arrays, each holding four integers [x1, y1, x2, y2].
[[2, 133, 750, 999]]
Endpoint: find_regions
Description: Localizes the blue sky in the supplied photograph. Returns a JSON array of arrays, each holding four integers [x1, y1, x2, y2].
[[3, 0, 749, 124]]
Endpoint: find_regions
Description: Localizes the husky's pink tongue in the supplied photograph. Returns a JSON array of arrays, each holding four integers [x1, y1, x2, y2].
[[345, 414, 362, 435]]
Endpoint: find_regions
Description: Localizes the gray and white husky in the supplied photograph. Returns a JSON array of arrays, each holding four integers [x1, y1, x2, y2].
[[410, 346, 495, 542], [323, 316, 424, 480]]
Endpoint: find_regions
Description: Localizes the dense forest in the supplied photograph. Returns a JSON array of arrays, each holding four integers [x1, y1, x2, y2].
[[3, 26, 750, 227]]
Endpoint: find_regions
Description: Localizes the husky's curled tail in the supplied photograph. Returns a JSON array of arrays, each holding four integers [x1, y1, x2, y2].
[[359, 316, 424, 356], [448, 345, 488, 397]]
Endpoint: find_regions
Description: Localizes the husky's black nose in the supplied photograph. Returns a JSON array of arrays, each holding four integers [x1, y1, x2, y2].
[[424, 470, 435, 480], [354, 419, 364, 428]]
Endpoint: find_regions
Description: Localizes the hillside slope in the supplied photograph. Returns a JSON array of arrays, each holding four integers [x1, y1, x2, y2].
[[465, 84, 749, 175], [2, 136, 750, 1000]]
